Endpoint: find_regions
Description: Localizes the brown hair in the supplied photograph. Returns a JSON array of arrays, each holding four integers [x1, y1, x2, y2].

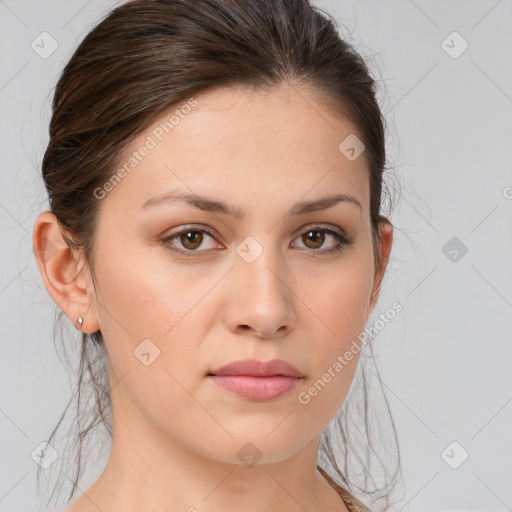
[[38, 0, 401, 509]]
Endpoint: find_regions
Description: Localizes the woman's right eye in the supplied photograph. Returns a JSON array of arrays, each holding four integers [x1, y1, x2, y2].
[[160, 226, 223, 258]]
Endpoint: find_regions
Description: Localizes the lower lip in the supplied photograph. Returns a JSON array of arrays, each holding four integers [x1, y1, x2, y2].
[[208, 375, 302, 401]]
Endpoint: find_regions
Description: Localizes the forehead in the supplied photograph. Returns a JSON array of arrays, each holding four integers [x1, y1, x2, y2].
[[105, 82, 370, 217]]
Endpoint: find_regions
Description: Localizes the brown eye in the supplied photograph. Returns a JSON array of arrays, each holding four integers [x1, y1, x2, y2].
[[179, 230, 204, 250], [292, 225, 353, 255], [160, 225, 223, 258], [302, 230, 325, 249]]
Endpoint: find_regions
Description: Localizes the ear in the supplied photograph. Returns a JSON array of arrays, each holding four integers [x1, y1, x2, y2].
[[32, 211, 100, 333], [368, 220, 393, 314]]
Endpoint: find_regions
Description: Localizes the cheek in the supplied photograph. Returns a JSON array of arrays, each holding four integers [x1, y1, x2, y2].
[[91, 255, 216, 435], [93, 257, 207, 354], [329, 269, 373, 338], [91, 241, 235, 409], [304, 247, 374, 346], [294, 248, 374, 413]]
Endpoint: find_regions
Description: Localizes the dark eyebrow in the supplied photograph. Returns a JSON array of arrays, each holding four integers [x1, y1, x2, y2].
[[141, 190, 363, 217]]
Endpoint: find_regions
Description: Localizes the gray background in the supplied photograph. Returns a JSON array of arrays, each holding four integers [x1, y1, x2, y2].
[[1, 0, 511, 511]]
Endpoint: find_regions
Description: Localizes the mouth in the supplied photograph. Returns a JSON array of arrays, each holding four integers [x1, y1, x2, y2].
[[207, 358, 304, 401]]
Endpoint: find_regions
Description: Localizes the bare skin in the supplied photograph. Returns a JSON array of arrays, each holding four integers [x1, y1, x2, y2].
[[34, 81, 392, 512]]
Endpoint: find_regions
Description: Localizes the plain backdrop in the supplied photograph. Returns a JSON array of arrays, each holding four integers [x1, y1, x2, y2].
[[1, 1, 511, 511]]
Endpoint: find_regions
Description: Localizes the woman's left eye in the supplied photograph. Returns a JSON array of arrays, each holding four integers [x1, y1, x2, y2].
[[159, 224, 353, 258], [291, 226, 353, 254]]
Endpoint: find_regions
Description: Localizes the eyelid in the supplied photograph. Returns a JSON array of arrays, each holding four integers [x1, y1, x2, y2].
[[159, 224, 223, 249], [292, 222, 350, 240]]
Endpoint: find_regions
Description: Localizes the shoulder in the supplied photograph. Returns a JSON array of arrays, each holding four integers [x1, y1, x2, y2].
[[318, 466, 373, 512], [338, 489, 373, 512]]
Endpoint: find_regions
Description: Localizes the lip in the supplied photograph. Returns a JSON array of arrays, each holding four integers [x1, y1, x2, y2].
[[209, 358, 303, 378], [207, 359, 304, 401]]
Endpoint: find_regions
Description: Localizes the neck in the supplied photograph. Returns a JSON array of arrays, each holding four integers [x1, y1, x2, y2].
[[65, 387, 348, 512]]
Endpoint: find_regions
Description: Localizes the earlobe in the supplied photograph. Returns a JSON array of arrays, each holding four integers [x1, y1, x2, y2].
[[32, 211, 100, 333]]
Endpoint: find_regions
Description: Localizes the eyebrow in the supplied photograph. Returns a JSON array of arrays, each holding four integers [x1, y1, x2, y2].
[[141, 189, 363, 217]]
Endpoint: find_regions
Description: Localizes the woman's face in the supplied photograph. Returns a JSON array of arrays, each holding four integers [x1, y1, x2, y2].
[[78, 82, 391, 465]]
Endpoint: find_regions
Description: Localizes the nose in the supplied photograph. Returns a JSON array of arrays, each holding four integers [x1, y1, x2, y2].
[[223, 245, 296, 339]]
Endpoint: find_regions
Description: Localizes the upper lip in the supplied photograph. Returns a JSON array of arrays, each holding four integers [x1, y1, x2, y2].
[[208, 359, 303, 378]]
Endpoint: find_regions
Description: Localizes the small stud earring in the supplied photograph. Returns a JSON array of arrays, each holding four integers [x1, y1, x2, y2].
[[76, 317, 84, 330]]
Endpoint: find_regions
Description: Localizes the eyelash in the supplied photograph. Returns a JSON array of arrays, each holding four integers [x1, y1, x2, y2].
[[159, 224, 353, 259]]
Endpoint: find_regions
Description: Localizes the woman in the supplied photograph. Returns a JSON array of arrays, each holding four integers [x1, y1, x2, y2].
[[33, 0, 399, 510]]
